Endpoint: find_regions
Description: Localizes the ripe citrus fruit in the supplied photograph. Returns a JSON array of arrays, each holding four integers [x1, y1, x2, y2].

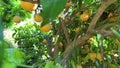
[[89, 53, 96, 61], [80, 13, 89, 21], [21, 1, 38, 12], [96, 53, 102, 61], [66, 2, 72, 7], [108, 13, 119, 22], [87, 37, 94, 43], [108, 16, 118, 22], [89, 52, 102, 61], [34, 14, 43, 22], [13, 16, 21, 23], [40, 24, 52, 32]]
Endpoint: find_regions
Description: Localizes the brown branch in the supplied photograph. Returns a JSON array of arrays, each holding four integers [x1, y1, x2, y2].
[[60, 34, 91, 65], [49, 22, 63, 58], [59, 18, 71, 45], [96, 22, 120, 30], [56, 21, 62, 35], [87, 0, 116, 33], [91, 29, 113, 37]]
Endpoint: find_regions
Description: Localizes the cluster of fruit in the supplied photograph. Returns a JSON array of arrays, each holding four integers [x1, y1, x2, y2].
[[89, 52, 102, 61], [13, 0, 52, 32]]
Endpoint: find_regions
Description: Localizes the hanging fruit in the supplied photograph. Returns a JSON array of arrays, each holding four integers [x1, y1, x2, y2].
[[66, 2, 72, 8], [89, 52, 96, 61], [89, 52, 102, 61], [34, 14, 43, 22], [96, 53, 102, 61], [80, 12, 90, 21], [20, 0, 38, 12], [40, 24, 52, 32], [13, 15, 21, 23], [78, 9, 92, 21], [108, 12, 119, 22]]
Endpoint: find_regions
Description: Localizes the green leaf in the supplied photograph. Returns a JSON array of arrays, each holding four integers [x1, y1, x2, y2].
[[83, 54, 89, 64], [96, 34, 101, 40], [83, 0, 96, 6], [78, 0, 83, 10], [109, 64, 117, 68], [111, 28, 120, 40], [40, 0, 67, 26], [0, 17, 3, 41], [83, 0, 92, 5], [5, 48, 24, 65], [55, 56, 61, 63], [118, 15, 120, 23], [118, 46, 120, 59], [45, 61, 54, 68], [71, 60, 75, 68], [95, 60, 102, 68], [2, 61, 16, 68], [0, 15, 4, 68]]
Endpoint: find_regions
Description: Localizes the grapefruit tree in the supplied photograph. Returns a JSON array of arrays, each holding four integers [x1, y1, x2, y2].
[[1, 0, 120, 68]]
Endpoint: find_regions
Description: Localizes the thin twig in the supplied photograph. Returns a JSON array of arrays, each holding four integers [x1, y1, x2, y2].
[[91, 29, 113, 37], [96, 22, 120, 30], [101, 38, 106, 68]]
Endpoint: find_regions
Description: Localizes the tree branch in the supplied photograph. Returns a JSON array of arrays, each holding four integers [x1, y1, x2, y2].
[[59, 18, 71, 45], [87, 0, 116, 33], [91, 29, 113, 37]]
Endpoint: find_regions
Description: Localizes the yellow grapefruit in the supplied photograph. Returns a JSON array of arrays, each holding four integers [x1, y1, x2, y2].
[[89, 53, 96, 61], [13, 16, 21, 23], [34, 14, 43, 22], [96, 53, 102, 61], [80, 13, 89, 21], [21, 1, 38, 12], [66, 2, 72, 7], [40, 24, 52, 32]]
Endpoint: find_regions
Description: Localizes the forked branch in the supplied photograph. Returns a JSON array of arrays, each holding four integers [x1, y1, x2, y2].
[[87, 0, 116, 33]]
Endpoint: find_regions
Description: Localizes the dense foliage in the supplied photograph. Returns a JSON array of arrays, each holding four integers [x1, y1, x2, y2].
[[1, 0, 120, 68]]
